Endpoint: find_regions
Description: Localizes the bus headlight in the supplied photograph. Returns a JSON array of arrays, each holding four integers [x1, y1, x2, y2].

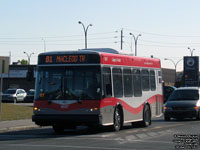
[[90, 107, 99, 112], [34, 107, 40, 111]]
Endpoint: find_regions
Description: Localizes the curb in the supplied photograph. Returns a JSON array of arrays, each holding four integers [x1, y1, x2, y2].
[[0, 125, 40, 133]]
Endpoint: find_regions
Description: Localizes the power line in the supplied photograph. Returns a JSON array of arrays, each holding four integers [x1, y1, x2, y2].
[[139, 39, 200, 45], [124, 28, 200, 38], [138, 43, 194, 48], [0, 36, 116, 43], [0, 31, 118, 40], [0, 41, 116, 46]]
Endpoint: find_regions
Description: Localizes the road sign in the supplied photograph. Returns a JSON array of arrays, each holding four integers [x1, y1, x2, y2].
[[183, 56, 199, 87]]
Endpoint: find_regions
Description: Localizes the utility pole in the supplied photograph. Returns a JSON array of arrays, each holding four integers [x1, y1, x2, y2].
[[0, 60, 5, 121], [120, 28, 123, 50], [9, 51, 11, 65]]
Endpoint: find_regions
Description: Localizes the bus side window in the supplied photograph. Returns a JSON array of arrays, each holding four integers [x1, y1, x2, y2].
[[103, 67, 112, 97], [150, 70, 156, 91], [141, 69, 150, 91], [123, 68, 133, 97], [112, 68, 123, 98], [133, 69, 142, 97]]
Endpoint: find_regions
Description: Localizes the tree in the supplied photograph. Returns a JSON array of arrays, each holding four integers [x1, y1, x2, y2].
[[18, 59, 28, 65]]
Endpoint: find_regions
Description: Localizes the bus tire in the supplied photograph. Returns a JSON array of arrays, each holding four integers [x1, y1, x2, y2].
[[141, 104, 151, 127], [52, 125, 65, 133], [112, 107, 123, 131]]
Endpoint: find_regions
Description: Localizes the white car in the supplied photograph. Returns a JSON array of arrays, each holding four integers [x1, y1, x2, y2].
[[2, 88, 27, 103]]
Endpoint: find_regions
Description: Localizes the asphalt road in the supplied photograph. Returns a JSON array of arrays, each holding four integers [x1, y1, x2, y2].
[[0, 116, 200, 150]]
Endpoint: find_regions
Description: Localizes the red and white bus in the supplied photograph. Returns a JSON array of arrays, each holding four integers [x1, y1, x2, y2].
[[32, 48, 163, 132]]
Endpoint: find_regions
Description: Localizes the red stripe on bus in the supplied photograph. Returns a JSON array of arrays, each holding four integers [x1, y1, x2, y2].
[[100, 53, 161, 68], [34, 95, 163, 114], [100, 95, 163, 114]]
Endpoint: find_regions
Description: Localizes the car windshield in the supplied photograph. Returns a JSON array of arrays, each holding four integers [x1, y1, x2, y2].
[[35, 66, 101, 100], [168, 89, 199, 101], [4, 89, 16, 94]]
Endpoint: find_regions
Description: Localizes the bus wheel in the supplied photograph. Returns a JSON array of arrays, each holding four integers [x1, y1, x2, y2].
[[113, 107, 122, 131], [52, 125, 65, 133], [141, 105, 151, 127]]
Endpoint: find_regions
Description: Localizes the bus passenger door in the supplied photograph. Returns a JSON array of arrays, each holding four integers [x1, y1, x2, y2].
[[101, 67, 114, 125]]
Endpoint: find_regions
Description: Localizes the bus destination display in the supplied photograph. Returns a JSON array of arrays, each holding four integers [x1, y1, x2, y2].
[[46, 55, 86, 63], [38, 54, 100, 65]]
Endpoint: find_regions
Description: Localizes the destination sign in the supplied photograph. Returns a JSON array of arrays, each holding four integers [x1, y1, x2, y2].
[[46, 55, 86, 63], [38, 54, 100, 65]]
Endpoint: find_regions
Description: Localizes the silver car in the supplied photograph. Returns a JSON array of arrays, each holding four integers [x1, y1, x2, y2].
[[2, 88, 27, 103]]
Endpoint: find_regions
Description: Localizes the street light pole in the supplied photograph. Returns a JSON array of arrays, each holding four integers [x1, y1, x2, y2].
[[188, 47, 195, 56], [164, 58, 183, 84], [23, 52, 34, 65], [130, 33, 141, 56], [78, 21, 92, 49]]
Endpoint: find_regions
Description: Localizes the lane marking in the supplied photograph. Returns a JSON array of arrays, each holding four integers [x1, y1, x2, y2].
[[136, 133, 148, 139], [147, 132, 158, 137], [0, 143, 137, 150]]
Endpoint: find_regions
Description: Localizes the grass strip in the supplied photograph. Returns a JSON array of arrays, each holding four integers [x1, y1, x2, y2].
[[1, 103, 33, 121]]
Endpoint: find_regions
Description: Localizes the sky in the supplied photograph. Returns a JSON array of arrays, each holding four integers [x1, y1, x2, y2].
[[0, 0, 200, 71]]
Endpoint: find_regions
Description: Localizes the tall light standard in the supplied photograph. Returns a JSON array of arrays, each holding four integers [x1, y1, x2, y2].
[[24, 52, 34, 65], [129, 33, 141, 56], [188, 47, 195, 56], [164, 58, 183, 83], [78, 21, 92, 49]]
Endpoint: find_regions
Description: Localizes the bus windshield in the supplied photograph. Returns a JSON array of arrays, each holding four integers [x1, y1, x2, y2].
[[35, 66, 101, 100]]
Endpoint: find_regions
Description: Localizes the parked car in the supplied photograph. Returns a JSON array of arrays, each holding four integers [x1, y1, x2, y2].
[[24, 89, 35, 102], [2, 88, 27, 103], [164, 87, 200, 121], [163, 86, 176, 103]]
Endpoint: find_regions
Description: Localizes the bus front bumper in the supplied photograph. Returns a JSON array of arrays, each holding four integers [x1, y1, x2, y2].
[[32, 114, 101, 126]]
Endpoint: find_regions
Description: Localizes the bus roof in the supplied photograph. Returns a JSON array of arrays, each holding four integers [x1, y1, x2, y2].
[[38, 48, 161, 69]]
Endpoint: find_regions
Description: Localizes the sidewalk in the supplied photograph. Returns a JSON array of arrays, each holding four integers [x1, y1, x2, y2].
[[0, 119, 39, 133]]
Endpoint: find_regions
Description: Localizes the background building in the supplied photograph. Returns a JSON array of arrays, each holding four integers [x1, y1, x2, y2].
[[161, 68, 176, 85], [1, 65, 36, 91]]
